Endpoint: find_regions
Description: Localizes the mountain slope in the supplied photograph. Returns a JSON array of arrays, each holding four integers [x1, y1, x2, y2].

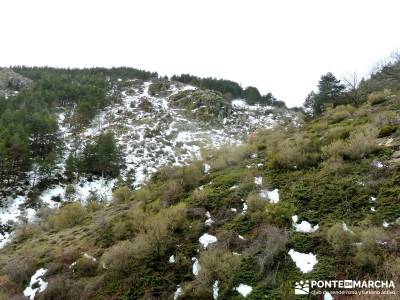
[[0, 66, 399, 300]]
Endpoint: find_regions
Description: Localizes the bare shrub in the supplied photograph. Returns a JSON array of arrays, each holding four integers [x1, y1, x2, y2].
[[244, 225, 289, 273]]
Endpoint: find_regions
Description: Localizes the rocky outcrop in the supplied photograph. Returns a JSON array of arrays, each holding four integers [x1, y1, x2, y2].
[[169, 89, 232, 125], [0, 69, 33, 97]]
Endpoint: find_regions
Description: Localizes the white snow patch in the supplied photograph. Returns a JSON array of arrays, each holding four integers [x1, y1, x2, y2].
[[372, 160, 384, 168], [383, 220, 392, 228], [23, 268, 48, 300], [232, 99, 247, 108], [234, 284, 253, 297], [288, 249, 318, 273], [342, 222, 353, 233], [174, 285, 183, 300], [199, 233, 217, 249], [370, 207, 376, 212], [83, 253, 97, 261], [260, 189, 280, 203], [241, 202, 248, 214], [254, 176, 263, 185], [370, 196, 376, 202], [192, 258, 201, 276], [292, 215, 319, 233], [205, 211, 214, 226], [324, 291, 334, 300], [169, 255, 176, 263], [238, 234, 246, 240], [204, 163, 211, 174], [213, 280, 219, 299]]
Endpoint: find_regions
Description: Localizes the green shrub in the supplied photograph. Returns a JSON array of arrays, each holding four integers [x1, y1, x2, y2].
[[112, 186, 132, 203], [378, 125, 398, 138], [344, 126, 378, 159], [329, 109, 351, 123], [320, 156, 348, 175], [353, 228, 385, 271], [368, 89, 390, 105], [195, 248, 241, 296], [48, 203, 88, 230], [322, 126, 378, 160], [326, 222, 355, 256], [264, 202, 295, 228], [75, 257, 98, 276], [101, 241, 137, 274]]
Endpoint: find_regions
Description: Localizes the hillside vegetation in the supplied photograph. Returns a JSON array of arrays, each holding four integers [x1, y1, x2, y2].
[[0, 61, 399, 299]]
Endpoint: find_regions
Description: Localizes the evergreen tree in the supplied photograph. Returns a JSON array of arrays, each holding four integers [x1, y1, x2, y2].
[[244, 86, 261, 105], [303, 73, 345, 116]]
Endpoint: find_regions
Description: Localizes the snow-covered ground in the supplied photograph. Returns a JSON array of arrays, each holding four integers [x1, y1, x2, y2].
[[23, 268, 48, 300], [0, 79, 290, 248], [288, 249, 318, 273]]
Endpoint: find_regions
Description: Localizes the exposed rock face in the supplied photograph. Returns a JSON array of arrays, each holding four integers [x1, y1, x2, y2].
[[0, 69, 33, 97], [169, 89, 232, 125]]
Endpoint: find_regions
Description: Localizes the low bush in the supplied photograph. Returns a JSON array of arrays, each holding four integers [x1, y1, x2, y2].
[[112, 186, 132, 203], [75, 257, 98, 277], [378, 124, 398, 138], [322, 126, 378, 160], [101, 241, 137, 274], [328, 109, 352, 123], [244, 225, 288, 273], [264, 202, 295, 228], [320, 156, 348, 175], [326, 222, 355, 256], [195, 248, 241, 296], [368, 89, 391, 105], [47, 203, 88, 230]]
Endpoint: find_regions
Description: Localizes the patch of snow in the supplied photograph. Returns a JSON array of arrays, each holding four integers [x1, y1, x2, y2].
[[23, 268, 48, 300], [288, 249, 318, 273], [192, 258, 201, 276], [232, 99, 247, 108], [238, 234, 246, 240], [383, 220, 391, 228], [324, 291, 334, 300], [370, 196, 376, 202], [83, 253, 97, 262], [199, 233, 217, 248], [205, 211, 214, 226], [260, 189, 280, 203], [372, 160, 384, 168], [370, 207, 376, 212], [241, 202, 248, 214], [213, 280, 219, 299], [229, 185, 239, 190], [254, 176, 263, 185], [169, 255, 176, 263], [174, 285, 183, 300], [292, 215, 319, 233], [230, 208, 237, 212], [204, 163, 211, 174], [234, 284, 252, 297], [342, 222, 353, 233]]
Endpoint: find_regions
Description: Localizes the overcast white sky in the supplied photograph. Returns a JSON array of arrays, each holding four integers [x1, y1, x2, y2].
[[1, 0, 399, 107]]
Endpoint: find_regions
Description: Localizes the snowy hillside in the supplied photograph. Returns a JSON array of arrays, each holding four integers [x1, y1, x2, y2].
[[0, 78, 294, 247]]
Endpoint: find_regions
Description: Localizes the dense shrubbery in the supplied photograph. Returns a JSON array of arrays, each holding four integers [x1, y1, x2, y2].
[[171, 73, 280, 106], [47, 202, 88, 230]]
